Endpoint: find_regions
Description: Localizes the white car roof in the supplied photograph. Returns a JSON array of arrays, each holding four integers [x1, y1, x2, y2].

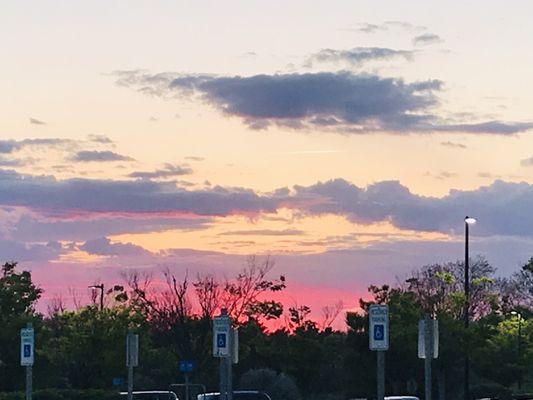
[[385, 397, 420, 400]]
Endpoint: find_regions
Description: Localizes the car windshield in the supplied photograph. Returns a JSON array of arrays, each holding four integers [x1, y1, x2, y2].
[[125, 393, 177, 400], [200, 393, 269, 400]]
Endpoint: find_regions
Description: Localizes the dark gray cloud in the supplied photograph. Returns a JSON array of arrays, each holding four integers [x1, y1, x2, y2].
[[80, 237, 149, 257], [10, 214, 211, 242], [0, 239, 61, 263], [3, 169, 533, 238], [413, 33, 443, 46], [306, 47, 413, 67], [292, 178, 533, 237], [0, 169, 281, 217], [29, 118, 46, 125], [128, 163, 193, 179], [71, 150, 134, 162], [115, 70, 533, 135]]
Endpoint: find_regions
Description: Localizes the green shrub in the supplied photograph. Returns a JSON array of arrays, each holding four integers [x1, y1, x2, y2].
[[0, 389, 122, 400]]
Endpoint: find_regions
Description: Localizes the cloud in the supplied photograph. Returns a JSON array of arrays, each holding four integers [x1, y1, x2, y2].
[[218, 229, 305, 236], [87, 134, 113, 144], [441, 141, 467, 149], [80, 237, 149, 257], [0, 156, 36, 167], [306, 47, 413, 67], [413, 33, 443, 46], [354, 23, 387, 34], [10, 214, 211, 242], [292, 178, 533, 237], [185, 156, 205, 162], [29, 118, 46, 125], [4, 169, 533, 238], [0, 169, 282, 217], [520, 156, 533, 167], [351, 21, 426, 34], [0, 138, 75, 154], [71, 150, 134, 162], [478, 172, 501, 179], [128, 163, 193, 179], [384, 21, 427, 32], [432, 171, 458, 180], [115, 70, 533, 135], [0, 239, 62, 263]]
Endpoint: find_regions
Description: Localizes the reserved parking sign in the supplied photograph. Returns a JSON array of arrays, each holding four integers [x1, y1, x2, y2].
[[369, 305, 389, 351], [20, 327, 34, 366]]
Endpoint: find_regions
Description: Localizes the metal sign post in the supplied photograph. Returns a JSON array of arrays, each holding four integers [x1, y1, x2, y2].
[[21, 323, 34, 400], [179, 361, 195, 400], [418, 316, 438, 400], [369, 305, 389, 400], [126, 332, 139, 400], [214, 309, 233, 400]]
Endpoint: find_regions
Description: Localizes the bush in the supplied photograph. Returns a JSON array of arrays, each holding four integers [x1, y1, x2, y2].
[[0, 389, 122, 400], [239, 368, 300, 400]]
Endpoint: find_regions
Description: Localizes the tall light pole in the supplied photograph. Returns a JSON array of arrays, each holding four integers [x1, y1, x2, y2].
[[464, 216, 476, 400], [89, 284, 105, 311], [511, 311, 523, 390]]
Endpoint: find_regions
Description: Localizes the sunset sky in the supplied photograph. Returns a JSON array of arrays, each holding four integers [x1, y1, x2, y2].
[[2, 1, 533, 322]]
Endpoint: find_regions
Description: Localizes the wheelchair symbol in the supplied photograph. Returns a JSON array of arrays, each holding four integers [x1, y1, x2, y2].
[[217, 333, 227, 348], [374, 325, 384, 341]]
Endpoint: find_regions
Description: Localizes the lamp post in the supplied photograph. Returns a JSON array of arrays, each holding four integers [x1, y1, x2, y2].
[[464, 216, 476, 400], [511, 311, 523, 390], [88, 284, 104, 311]]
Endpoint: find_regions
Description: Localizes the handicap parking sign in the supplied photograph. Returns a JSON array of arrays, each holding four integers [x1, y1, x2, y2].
[[179, 360, 195, 373], [369, 305, 389, 351], [24, 344, 31, 357], [374, 324, 384, 341], [217, 333, 227, 348]]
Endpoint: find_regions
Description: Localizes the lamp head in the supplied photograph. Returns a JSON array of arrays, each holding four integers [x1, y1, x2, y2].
[[465, 216, 477, 225]]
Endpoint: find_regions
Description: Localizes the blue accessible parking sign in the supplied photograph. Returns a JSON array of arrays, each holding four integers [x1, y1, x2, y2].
[[179, 360, 195, 373], [369, 305, 389, 351]]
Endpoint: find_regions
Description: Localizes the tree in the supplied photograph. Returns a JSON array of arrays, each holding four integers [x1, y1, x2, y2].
[[0, 262, 42, 390], [499, 258, 533, 312], [222, 256, 286, 324]]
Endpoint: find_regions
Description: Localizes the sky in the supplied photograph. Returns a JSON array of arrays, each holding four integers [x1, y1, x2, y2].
[[2, 1, 533, 325]]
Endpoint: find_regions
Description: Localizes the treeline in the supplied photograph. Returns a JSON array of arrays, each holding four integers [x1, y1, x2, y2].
[[0, 256, 531, 400]]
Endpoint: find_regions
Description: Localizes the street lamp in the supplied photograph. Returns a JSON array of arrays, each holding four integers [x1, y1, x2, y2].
[[464, 216, 476, 400], [88, 284, 105, 311], [511, 311, 523, 390]]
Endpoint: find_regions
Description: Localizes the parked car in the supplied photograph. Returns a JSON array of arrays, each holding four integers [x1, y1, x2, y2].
[[198, 391, 271, 400], [120, 391, 179, 400], [385, 397, 420, 400]]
